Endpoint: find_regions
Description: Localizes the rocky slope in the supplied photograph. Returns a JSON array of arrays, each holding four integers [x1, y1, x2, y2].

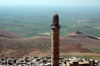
[[0, 30, 100, 58], [0, 30, 23, 39]]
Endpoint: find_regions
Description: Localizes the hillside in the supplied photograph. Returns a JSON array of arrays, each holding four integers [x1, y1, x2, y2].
[[60, 44, 92, 53], [60, 30, 100, 49], [0, 30, 100, 58], [63, 30, 98, 40], [0, 30, 23, 39]]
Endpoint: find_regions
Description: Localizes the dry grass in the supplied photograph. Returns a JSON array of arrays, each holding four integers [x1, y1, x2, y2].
[[37, 32, 50, 36], [24, 52, 100, 61], [27, 52, 51, 58], [60, 53, 100, 60], [60, 53, 100, 56]]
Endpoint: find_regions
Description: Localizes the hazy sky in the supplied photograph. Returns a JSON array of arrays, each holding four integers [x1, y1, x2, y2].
[[0, 0, 100, 6]]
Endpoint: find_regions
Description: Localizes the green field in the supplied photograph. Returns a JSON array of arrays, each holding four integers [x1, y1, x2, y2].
[[0, 6, 100, 38]]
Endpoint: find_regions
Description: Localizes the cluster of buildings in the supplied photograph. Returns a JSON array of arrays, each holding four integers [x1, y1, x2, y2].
[[62, 57, 100, 66], [0, 56, 100, 66], [0, 56, 57, 66]]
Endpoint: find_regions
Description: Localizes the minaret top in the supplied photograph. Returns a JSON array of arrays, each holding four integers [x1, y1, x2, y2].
[[51, 13, 60, 29], [53, 13, 59, 19]]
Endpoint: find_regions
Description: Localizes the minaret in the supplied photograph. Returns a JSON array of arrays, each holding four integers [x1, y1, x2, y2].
[[51, 13, 60, 66]]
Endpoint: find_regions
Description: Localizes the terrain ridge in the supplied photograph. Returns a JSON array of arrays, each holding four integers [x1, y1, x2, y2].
[[0, 30, 100, 58]]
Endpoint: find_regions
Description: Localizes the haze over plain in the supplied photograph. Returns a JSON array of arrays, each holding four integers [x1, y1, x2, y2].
[[0, 0, 100, 6]]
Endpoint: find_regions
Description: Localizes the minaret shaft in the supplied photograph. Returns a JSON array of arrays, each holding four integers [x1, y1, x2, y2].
[[51, 13, 60, 66], [51, 28, 59, 66]]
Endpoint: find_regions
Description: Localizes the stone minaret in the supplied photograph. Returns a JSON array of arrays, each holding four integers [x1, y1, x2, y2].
[[51, 13, 60, 66]]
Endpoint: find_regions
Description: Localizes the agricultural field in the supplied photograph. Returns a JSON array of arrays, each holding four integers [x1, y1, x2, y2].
[[0, 6, 100, 38], [60, 53, 100, 60]]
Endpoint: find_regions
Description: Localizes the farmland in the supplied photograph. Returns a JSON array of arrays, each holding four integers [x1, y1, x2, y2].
[[0, 6, 100, 38]]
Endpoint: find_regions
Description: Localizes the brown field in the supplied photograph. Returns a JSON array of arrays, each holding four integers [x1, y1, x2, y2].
[[60, 44, 92, 53], [83, 26, 94, 28]]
